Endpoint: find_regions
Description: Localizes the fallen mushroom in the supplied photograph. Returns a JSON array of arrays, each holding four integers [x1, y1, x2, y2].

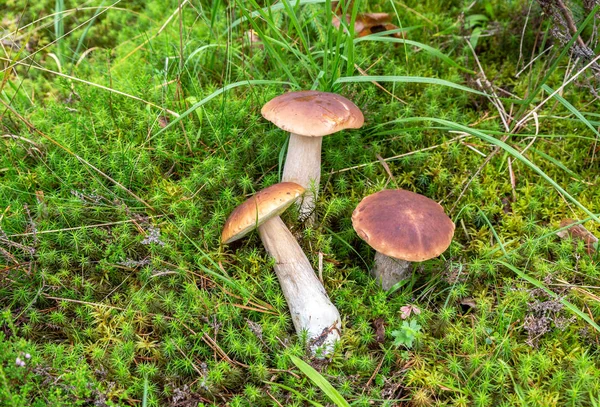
[[222, 182, 341, 355], [261, 91, 364, 221], [352, 189, 455, 290]]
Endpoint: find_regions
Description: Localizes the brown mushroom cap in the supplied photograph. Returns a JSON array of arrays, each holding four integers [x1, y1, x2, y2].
[[221, 182, 305, 244], [261, 90, 364, 137], [352, 189, 455, 262]]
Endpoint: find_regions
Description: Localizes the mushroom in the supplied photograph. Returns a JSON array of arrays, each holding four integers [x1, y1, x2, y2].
[[222, 182, 341, 354], [351, 189, 455, 290], [261, 90, 364, 220]]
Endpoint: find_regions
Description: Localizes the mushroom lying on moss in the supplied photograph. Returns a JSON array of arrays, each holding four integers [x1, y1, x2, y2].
[[352, 189, 455, 290], [222, 182, 341, 355]]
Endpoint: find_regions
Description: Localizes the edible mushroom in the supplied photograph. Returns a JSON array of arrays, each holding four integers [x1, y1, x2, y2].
[[261, 90, 364, 220], [222, 182, 341, 354], [352, 189, 455, 290]]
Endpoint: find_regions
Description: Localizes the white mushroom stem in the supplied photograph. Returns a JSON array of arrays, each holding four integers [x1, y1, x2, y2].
[[281, 133, 322, 221], [257, 216, 341, 355], [372, 252, 412, 291]]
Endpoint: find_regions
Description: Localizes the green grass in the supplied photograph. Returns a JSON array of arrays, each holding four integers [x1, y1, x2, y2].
[[1, 0, 600, 406]]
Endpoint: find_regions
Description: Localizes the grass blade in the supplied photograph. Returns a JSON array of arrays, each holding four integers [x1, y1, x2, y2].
[[513, 5, 600, 123], [499, 261, 600, 333], [265, 381, 325, 407], [54, 0, 65, 63], [541, 84, 600, 139], [228, 0, 327, 30], [386, 117, 599, 224], [528, 147, 582, 181], [71, 0, 107, 70], [355, 37, 476, 74], [150, 80, 292, 141], [289, 355, 350, 407], [334, 75, 488, 96]]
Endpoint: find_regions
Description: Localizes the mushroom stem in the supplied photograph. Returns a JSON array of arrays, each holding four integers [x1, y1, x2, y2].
[[372, 252, 412, 291], [257, 216, 341, 355], [281, 133, 322, 220]]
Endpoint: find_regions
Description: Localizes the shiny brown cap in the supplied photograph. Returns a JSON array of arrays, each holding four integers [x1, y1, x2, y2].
[[222, 182, 305, 244], [261, 90, 364, 137], [352, 190, 455, 262]]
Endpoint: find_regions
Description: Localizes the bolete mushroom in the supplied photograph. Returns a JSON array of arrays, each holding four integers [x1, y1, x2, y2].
[[261, 91, 364, 220], [222, 182, 341, 354], [352, 189, 455, 290]]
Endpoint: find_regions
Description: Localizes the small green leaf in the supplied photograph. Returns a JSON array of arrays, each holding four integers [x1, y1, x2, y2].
[[391, 320, 422, 348]]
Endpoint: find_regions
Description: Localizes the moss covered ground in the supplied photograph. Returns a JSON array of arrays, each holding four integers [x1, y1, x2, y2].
[[1, 0, 600, 405]]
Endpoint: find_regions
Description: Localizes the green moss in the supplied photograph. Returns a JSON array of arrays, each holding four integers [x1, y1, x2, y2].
[[2, 0, 600, 405]]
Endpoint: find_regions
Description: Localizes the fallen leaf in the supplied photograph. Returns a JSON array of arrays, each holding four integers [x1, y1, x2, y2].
[[501, 196, 512, 214], [460, 298, 477, 309], [556, 219, 598, 255], [158, 116, 169, 128], [332, 13, 405, 39], [372, 317, 385, 343]]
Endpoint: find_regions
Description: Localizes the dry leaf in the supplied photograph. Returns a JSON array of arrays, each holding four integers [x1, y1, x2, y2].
[[556, 219, 598, 255], [460, 298, 477, 309], [332, 13, 405, 39], [372, 317, 385, 344], [158, 116, 169, 128], [243, 29, 263, 49], [501, 197, 512, 214], [35, 190, 45, 205]]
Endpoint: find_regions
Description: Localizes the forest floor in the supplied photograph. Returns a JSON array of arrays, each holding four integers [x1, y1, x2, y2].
[[1, 0, 600, 406]]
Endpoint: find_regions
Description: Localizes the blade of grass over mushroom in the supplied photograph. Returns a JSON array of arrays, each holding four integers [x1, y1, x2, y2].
[[499, 261, 600, 333], [151, 80, 292, 140], [541, 84, 600, 139], [386, 117, 600, 223], [354, 37, 476, 74], [334, 76, 488, 96], [289, 356, 351, 407], [160, 205, 273, 304]]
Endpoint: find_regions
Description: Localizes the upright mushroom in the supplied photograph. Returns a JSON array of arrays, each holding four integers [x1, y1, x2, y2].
[[222, 182, 341, 354], [261, 91, 364, 220], [352, 189, 455, 290]]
